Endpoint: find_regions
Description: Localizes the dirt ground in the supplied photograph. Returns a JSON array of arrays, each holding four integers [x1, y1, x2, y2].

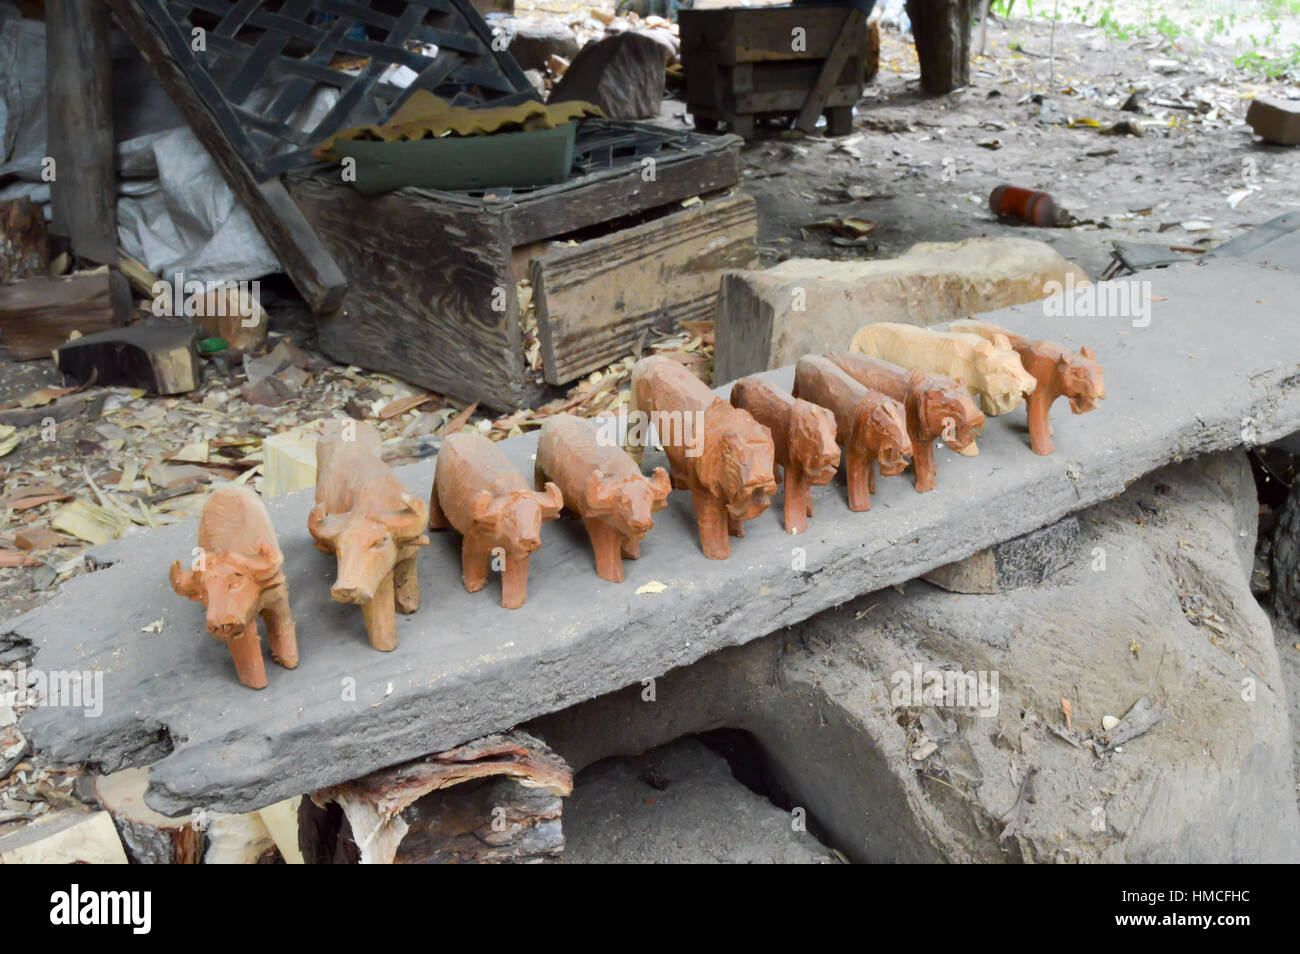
[[3, 9, 1300, 842]]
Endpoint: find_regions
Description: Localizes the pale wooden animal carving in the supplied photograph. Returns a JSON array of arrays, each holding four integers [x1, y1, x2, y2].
[[309, 420, 429, 650], [535, 414, 671, 583], [792, 355, 912, 511], [629, 355, 776, 560], [827, 351, 985, 493], [848, 322, 1038, 417], [170, 485, 296, 690], [730, 376, 839, 535], [431, 431, 563, 608], [950, 318, 1105, 455]]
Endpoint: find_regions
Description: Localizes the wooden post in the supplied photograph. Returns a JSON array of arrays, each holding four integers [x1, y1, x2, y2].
[[46, 0, 117, 264], [906, 0, 973, 94]]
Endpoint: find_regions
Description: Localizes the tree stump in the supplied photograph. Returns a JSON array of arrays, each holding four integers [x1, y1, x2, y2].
[[906, 0, 973, 94]]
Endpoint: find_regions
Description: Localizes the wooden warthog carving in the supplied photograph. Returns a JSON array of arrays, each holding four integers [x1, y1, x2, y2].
[[535, 414, 671, 583], [431, 431, 563, 608], [170, 485, 296, 690], [793, 356, 913, 511], [827, 351, 985, 493], [628, 355, 776, 560], [309, 420, 429, 651], [950, 318, 1105, 455], [730, 376, 839, 535], [849, 322, 1038, 417]]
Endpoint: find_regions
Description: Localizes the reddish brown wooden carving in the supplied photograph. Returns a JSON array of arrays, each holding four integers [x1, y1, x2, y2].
[[629, 355, 776, 560], [729, 376, 839, 535], [792, 355, 913, 511], [170, 485, 296, 690], [430, 431, 563, 609], [535, 414, 671, 583], [827, 351, 985, 493], [309, 420, 430, 650], [950, 319, 1105, 455]]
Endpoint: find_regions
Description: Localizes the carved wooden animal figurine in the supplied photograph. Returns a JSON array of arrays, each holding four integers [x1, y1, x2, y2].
[[309, 420, 429, 650], [729, 376, 839, 535], [827, 351, 985, 493], [950, 318, 1105, 455], [792, 356, 912, 511], [535, 414, 671, 583], [848, 322, 1038, 417], [430, 431, 563, 608], [170, 485, 296, 690], [628, 355, 776, 560]]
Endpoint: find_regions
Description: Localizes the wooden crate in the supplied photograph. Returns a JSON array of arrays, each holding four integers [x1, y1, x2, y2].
[[679, 5, 871, 138], [286, 125, 756, 411]]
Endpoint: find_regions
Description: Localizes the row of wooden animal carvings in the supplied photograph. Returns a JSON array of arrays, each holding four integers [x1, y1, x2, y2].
[[170, 320, 1104, 689]]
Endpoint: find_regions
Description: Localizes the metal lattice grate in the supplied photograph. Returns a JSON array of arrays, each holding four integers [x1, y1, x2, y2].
[[128, 0, 538, 180]]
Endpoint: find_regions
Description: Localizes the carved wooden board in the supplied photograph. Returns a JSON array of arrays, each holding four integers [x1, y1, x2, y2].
[[531, 193, 757, 385]]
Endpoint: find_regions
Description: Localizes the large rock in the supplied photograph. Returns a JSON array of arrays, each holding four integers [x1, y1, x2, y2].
[[714, 236, 1090, 382], [549, 32, 666, 120], [563, 737, 839, 863], [534, 453, 1300, 863]]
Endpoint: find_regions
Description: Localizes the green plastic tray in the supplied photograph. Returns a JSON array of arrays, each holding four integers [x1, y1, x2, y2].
[[333, 122, 578, 195]]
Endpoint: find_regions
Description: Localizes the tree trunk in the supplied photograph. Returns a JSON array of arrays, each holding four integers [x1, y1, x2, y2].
[[906, 0, 973, 94]]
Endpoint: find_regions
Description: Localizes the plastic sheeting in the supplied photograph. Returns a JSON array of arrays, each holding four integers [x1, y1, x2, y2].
[[0, 10, 281, 284]]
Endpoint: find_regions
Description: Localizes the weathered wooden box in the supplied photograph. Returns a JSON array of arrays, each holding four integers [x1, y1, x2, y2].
[[287, 122, 756, 411], [679, 4, 873, 138]]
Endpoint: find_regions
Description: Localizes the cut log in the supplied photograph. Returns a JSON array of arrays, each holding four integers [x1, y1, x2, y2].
[[0, 197, 50, 284], [906, 0, 973, 94], [54, 323, 202, 395], [0, 810, 129, 864], [95, 768, 205, 864], [0, 267, 131, 360], [300, 731, 572, 864]]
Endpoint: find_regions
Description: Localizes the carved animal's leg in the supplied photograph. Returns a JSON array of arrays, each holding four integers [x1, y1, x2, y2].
[[461, 538, 491, 593], [783, 466, 810, 535], [867, 458, 877, 496], [911, 439, 937, 493], [727, 511, 746, 538], [361, 574, 398, 651], [428, 482, 449, 530], [226, 625, 268, 690], [845, 451, 872, 512], [500, 553, 531, 609], [690, 486, 731, 560], [583, 517, 625, 583], [260, 585, 298, 669], [625, 394, 646, 466], [621, 536, 641, 560], [393, 554, 420, 614], [1026, 389, 1055, 455]]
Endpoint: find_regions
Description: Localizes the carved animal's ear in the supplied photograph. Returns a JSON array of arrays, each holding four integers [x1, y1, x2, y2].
[[169, 561, 199, 598], [991, 331, 1013, 351], [1080, 345, 1097, 360], [648, 466, 672, 501], [307, 504, 339, 544], [244, 541, 282, 584], [537, 482, 564, 519], [392, 493, 429, 537], [469, 490, 495, 523]]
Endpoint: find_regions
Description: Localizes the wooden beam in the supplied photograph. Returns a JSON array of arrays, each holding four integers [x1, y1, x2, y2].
[[0, 267, 131, 360], [46, 0, 117, 264], [795, 8, 865, 135]]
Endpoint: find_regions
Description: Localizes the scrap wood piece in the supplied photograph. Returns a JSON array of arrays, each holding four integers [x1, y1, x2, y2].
[[1093, 696, 1163, 754], [0, 266, 131, 360], [0, 809, 129, 864], [0, 197, 50, 284], [54, 323, 202, 395], [0, 486, 71, 511], [94, 768, 204, 864], [50, 499, 132, 545], [303, 731, 572, 864]]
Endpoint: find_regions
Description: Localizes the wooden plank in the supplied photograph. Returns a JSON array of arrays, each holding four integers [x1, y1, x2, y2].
[[735, 85, 861, 115], [505, 140, 741, 244], [285, 174, 527, 411], [532, 194, 756, 385], [796, 8, 866, 134], [46, 0, 117, 264], [107, 0, 349, 314], [0, 268, 131, 360], [679, 7, 850, 65]]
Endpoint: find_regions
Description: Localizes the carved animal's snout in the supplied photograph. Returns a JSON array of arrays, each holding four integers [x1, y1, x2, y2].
[[330, 517, 397, 605], [199, 563, 263, 641]]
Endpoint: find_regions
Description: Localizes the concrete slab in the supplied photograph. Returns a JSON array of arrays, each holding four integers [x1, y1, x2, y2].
[[10, 259, 1300, 815]]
